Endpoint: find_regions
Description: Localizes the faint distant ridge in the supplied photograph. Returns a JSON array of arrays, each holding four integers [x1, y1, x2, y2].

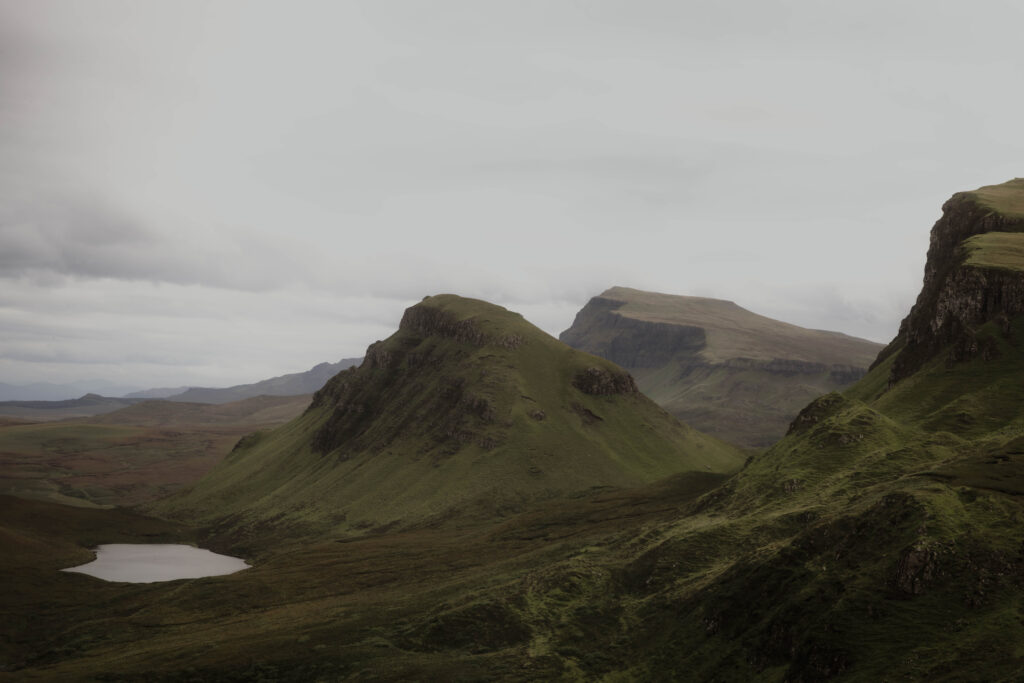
[[0, 393, 144, 420], [0, 380, 141, 402], [163, 358, 362, 404], [122, 386, 190, 400]]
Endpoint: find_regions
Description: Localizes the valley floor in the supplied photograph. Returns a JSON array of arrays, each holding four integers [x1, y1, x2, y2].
[[6, 450, 1024, 682], [3, 475, 729, 681]]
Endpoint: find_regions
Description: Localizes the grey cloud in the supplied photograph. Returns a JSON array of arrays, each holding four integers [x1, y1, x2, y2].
[[0, 195, 154, 274], [0, 192, 309, 292], [1, 1, 1022, 389]]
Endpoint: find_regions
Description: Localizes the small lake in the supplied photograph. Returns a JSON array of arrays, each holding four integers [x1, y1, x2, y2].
[[62, 544, 249, 583]]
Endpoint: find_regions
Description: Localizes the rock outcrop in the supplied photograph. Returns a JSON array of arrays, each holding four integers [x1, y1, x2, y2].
[[888, 180, 1024, 384], [398, 304, 490, 347], [560, 295, 706, 368], [572, 367, 638, 396]]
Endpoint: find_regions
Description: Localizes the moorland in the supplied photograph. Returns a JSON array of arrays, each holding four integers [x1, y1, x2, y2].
[[4, 179, 1024, 681]]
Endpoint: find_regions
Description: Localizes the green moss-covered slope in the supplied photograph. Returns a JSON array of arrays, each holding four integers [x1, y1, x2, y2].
[[153, 294, 742, 539], [963, 231, 1024, 273]]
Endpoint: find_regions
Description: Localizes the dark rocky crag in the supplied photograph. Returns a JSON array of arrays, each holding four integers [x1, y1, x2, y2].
[[882, 183, 1024, 383]]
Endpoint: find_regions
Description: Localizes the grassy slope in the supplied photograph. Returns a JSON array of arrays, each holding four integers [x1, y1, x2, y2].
[[966, 177, 1024, 218], [963, 231, 1024, 272], [1, 475, 729, 682], [155, 295, 743, 539], [632, 360, 864, 449]]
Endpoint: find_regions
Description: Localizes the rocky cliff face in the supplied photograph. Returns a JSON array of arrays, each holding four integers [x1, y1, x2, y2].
[[561, 296, 870, 381], [888, 188, 1024, 384], [398, 303, 490, 347], [560, 296, 707, 368]]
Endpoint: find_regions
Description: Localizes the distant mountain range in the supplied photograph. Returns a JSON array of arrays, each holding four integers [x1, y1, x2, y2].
[[121, 386, 191, 399], [0, 393, 145, 421], [560, 287, 883, 447], [0, 359, 362, 419], [127, 358, 362, 404], [0, 380, 142, 402]]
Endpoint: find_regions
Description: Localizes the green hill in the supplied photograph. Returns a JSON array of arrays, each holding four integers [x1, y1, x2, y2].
[[153, 294, 743, 540], [560, 286, 883, 447]]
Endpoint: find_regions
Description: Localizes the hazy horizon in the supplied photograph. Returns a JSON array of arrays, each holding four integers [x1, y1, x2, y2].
[[3, 1, 1022, 389]]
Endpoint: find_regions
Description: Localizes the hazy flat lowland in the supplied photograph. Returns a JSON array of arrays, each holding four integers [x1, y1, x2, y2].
[[0, 394, 310, 508]]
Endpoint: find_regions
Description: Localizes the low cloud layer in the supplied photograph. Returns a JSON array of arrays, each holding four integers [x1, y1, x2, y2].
[[1, 1, 1021, 389]]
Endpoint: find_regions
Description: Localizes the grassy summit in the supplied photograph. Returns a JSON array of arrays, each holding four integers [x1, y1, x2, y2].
[[155, 294, 742, 540], [964, 177, 1024, 219]]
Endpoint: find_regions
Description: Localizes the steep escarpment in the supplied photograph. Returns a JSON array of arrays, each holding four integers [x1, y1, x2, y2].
[[886, 180, 1024, 383], [155, 294, 742, 541], [561, 287, 883, 447], [559, 295, 707, 367]]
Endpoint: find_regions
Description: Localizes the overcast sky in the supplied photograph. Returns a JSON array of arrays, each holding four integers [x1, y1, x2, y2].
[[2, 1, 1022, 391]]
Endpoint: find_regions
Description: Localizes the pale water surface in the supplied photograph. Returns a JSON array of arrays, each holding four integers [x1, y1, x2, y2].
[[61, 544, 249, 583]]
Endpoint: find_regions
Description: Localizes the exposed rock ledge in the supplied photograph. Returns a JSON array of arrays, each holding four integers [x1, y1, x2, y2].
[[888, 191, 1024, 383], [573, 367, 639, 396], [399, 305, 489, 346]]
